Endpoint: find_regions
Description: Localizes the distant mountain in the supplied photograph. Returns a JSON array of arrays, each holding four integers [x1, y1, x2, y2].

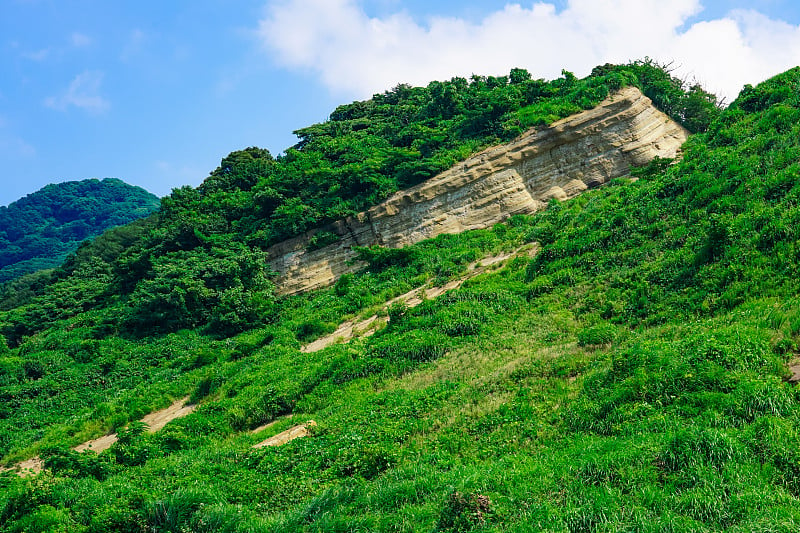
[[0, 178, 160, 283]]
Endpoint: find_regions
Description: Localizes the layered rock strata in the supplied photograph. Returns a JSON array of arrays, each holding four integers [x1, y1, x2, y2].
[[267, 86, 687, 296]]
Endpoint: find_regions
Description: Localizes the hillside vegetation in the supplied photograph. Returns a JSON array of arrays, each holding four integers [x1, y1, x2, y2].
[[0, 61, 717, 344], [0, 179, 160, 284], [3, 63, 800, 532]]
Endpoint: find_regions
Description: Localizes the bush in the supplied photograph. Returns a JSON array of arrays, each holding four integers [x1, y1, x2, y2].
[[436, 490, 492, 532], [146, 489, 222, 533], [191, 369, 224, 402], [437, 303, 486, 337], [334, 444, 397, 480], [577, 323, 617, 346], [111, 421, 158, 466], [294, 319, 336, 343], [307, 230, 341, 251], [659, 427, 742, 473], [40, 446, 115, 480], [370, 330, 450, 363], [355, 245, 422, 271]]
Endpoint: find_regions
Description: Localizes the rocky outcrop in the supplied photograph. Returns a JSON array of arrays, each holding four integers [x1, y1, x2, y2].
[[267, 86, 688, 296]]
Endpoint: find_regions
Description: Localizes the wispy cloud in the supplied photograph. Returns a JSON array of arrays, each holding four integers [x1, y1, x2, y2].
[[20, 32, 91, 62], [70, 32, 92, 47], [22, 48, 50, 61], [44, 70, 110, 114], [121, 28, 146, 61], [0, 136, 36, 158], [0, 117, 35, 158], [258, 0, 800, 102]]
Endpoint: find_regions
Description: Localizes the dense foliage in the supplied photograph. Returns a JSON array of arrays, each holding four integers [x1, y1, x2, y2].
[[0, 61, 717, 344], [190, 60, 716, 250], [4, 63, 799, 532], [0, 179, 160, 283]]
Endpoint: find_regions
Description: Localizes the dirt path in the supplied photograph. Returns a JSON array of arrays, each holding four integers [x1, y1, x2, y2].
[[787, 357, 800, 384], [301, 246, 537, 354], [4, 397, 196, 477], [4, 247, 536, 476], [252, 421, 317, 448]]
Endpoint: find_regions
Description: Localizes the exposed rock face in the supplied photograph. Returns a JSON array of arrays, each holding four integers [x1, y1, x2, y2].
[[267, 86, 687, 296]]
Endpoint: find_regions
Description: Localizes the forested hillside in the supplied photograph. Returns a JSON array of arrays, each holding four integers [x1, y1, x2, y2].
[[3, 63, 800, 532], [0, 179, 160, 283], [0, 61, 717, 344]]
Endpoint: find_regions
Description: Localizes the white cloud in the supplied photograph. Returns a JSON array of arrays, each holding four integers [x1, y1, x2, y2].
[[70, 32, 92, 47], [258, 0, 800, 102], [19, 32, 91, 62], [0, 136, 36, 158], [0, 117, 35, 158], [22, 48, 50, 61], [121, 29, 146, 61], [44, 70, 110, 114]]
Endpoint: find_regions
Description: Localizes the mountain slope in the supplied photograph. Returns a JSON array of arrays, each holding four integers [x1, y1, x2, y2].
[[266, 85, 687, 296], [0, 61, 716, 343], [0, 178, 160, 283], [3, 64, 800, 532]]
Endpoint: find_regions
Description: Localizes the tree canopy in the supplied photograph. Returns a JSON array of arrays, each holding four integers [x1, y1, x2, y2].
[[0, 178, 160, 284], [0, 61, 721, 342]]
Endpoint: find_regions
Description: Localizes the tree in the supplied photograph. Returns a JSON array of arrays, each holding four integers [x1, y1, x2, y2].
[[200, 147, 274, 193], [510, 68, 531, 85]]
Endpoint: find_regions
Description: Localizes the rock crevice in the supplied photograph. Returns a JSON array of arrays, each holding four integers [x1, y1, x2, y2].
[[267, 87, 688, 296]]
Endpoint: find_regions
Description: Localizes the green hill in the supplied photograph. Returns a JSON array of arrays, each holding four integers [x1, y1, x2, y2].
[[2, 62, 800, 532], [0, 178, 160, 284]]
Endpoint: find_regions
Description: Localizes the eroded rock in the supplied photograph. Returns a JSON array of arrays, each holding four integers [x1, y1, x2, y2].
[[267, 87, 687, 296]]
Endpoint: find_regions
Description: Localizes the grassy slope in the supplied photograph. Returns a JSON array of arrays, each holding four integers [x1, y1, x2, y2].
[[1, 67, 800, 531]]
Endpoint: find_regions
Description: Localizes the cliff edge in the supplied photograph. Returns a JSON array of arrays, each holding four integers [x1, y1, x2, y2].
[[267, 86, 688, 296]]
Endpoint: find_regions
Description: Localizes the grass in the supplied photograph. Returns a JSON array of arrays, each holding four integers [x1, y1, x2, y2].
[[3, 205, 800, 532], [2, 68, 800, 531]]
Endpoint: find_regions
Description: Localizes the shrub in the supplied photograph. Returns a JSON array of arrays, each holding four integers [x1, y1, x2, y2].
[[526, 222, 557, 245], [334, 444, 397, 480], [146, 489, 222, 533], [294, 319, 336, 342], [355, 245, 422, 271], [40, 446, 114, 480], [191, 369, 224, 402], [307, 230, 341, 251], [111, 421, 158, 466], [577, 323, 617, 346], [370, 330, 450, 363], [659, 427, 742, 473], [437, 304, 486, 337], [330, 356, 388, 384], [387, 300, 409, 326], [6, 505, 72, 533], [436, 490, 492, 532]]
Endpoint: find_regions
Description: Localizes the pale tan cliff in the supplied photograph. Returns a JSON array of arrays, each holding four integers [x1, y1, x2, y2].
[[267, 86, 688, 296]]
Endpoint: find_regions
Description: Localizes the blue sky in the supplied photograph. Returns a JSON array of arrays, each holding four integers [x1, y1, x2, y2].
[[1, 0, 799, 206]]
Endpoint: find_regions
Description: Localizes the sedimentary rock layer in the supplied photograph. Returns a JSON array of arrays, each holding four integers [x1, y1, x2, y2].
[[267, 86, 688, 296]]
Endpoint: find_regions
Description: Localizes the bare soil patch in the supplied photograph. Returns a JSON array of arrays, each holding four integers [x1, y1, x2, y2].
[[301, 246, 537, 353], [252, 421, 317, 448], [786, 357, 800, 384], [5, 397, 196, 477]]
